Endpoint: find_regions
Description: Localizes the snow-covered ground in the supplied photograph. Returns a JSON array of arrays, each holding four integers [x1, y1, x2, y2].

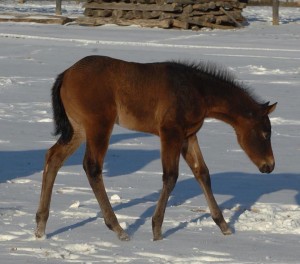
[[0, 0, 84, 16], [0, 2, 300, 263]]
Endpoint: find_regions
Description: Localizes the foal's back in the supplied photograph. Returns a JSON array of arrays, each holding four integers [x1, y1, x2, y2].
[[60, 56, 202, 136]]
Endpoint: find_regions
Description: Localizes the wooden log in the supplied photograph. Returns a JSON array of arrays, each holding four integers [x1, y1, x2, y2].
[[204, 14, 216, 23], [150, 10, 162, 18], [187, 18, 235, 29], [192, 9, 244, 18], [208, 2, 216, 10], [172, 18, 189, 29], [182, 4, 193, 14], [238, 2, 247, 9], [133, 10, 144, 18], [84, 8, 113, 17], [142, 11, 152, 19], [192, 3, 209, 11], [112, 9, 125, 19], [84, 8, 94, 16], [216, 1, 237, 9], [160, 12, 179, 19], [142, 10, 161, 19], [95, 9, 113, 17], [215, 15, 231, 25], [98, 0, 130, 2], [166, 0, 212, 4], [124, 18, 172, 28], [77, 16, 172, 28], [192, 10, 222, 16], [225, 10, 245, 21], [83, 2, 182, 12], [167, 0, 239, 3], [215, 1, 236, 9], [134, 0, 156, 3], [124, 11, 135, 19], [220, 7, 242, 27], [190, 15, 216, 24], [77, 16, 105, 26], [192, 2, 219, 11]]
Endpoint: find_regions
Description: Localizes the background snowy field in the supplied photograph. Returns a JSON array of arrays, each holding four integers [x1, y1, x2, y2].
[[0, 2, 300, 263]]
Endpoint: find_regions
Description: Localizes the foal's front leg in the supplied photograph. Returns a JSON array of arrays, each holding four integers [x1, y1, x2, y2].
[[181, 135, 232, 235], [152, 128, 183, 241]]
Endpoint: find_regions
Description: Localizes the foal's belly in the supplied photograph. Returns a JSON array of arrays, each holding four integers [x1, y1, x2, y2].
[[116, 109, 157, 135]]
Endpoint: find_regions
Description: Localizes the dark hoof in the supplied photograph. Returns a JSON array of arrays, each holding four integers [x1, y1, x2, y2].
[[118, 231, 130, 241]]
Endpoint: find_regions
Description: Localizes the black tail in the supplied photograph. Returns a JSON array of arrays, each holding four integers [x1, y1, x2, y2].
[[51, 72, 73, 144]]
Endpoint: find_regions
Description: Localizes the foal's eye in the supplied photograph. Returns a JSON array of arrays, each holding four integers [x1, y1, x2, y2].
[[262, 131, 271, 140]]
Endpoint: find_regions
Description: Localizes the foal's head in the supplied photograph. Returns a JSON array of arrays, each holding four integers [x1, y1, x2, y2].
[[235, 102, 277, 173]]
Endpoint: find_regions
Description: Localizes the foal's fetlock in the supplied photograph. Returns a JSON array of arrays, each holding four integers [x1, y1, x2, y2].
[[152, 220, 163, 241], [118, 231, 130, 241], [35, 222, 46, 239], [109, 223, 130, 241], [35, 212, 48, 238], [213, 216, 232, 235], [35, 227, 46, 239], [220, 222, 232, 235], [153, 233, 163, 241]]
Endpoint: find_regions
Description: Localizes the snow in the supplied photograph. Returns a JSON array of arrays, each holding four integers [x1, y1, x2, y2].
[[0, 0, 84, 17], [0, 2, 300, 264]]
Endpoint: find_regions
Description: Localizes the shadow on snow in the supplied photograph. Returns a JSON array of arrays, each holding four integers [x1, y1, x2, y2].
[[0, 132, 299, 238], [45, 171, 300, 239], [0, 132, 157, 183], [112, 172, 300, 238]]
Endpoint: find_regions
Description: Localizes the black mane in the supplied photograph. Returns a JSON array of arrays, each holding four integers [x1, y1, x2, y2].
[[167, 60, 264, 107]]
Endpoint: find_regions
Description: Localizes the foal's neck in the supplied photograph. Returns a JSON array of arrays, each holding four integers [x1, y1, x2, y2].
[[204, 87, 250, 127], [206, 101, 237, 126]]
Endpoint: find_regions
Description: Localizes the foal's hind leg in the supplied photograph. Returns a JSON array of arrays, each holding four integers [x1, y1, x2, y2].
[[83, 124, 129, 241], [181, 135, 232, 235], [35, 135, 82, 238], [152, 128, 183, 241]]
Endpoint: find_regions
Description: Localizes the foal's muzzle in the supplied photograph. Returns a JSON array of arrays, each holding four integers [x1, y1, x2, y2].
[[259, 162, 275, 174]]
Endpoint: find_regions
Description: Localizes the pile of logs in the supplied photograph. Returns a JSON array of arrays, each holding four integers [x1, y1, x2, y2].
[[78, 0, 247, 29]]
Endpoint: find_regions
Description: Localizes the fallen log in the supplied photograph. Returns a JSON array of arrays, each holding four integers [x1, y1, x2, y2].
[[77, 16, 172, 28], [84, 2, 182, 12]]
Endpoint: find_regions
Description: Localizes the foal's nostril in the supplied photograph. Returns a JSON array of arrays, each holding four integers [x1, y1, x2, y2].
[[261, 164, 270, 173], [259, 162, 275, 174]]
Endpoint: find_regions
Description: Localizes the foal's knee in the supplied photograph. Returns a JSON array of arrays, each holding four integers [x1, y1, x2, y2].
[[83, 156, 102, 178]]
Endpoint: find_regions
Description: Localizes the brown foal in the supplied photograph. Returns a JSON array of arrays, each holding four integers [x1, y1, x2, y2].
[[35, 56, 276, 241]]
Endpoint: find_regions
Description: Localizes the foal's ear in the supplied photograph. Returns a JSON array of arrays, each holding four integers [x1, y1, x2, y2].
[[263, 102, 277, 115]]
